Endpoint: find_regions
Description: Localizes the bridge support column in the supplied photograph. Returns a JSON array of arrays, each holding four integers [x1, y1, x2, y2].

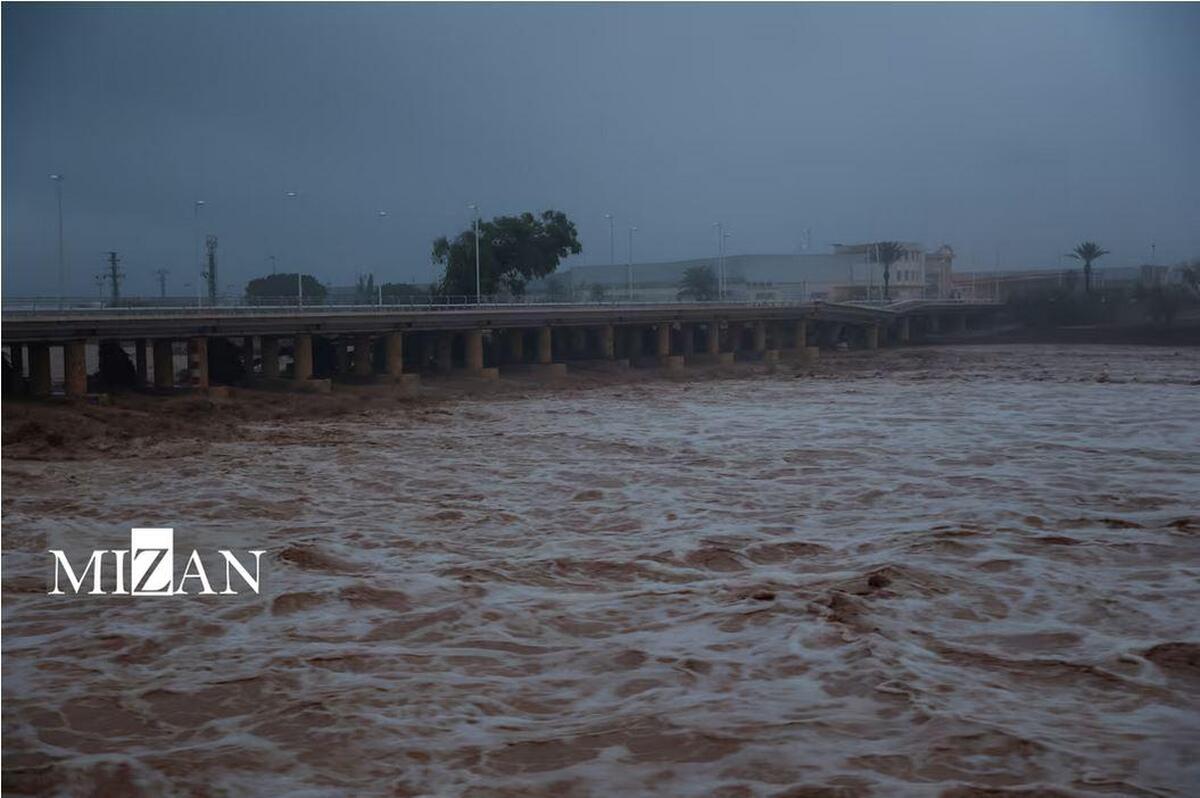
[[537, 327, 553, 365], [656, 324, 671, 358], [385, 332, 403, 377], [752, 321, 767, 354], [261, 336, 280, 378], [188, 337, 209, 389], [796, 320, 808, 349], [28, 344, 51, 397], [929, 315, 941, 334], [153, 340, 175, 388], [864, 325, 879, 350], [707, 322, 721, 355], [293, 334, 313, 381], [354, 335, 373, 377], [898, 317, 911, 344], [64, 340, 87, 397], [682, 324, 696, 356], [599, 325, 615, 359], [506, 329, 525, 363], [135, 338, 149, 386], [955, 314, 968, 333], [436, 333, 454, 374], [465, 330, 484, 373]]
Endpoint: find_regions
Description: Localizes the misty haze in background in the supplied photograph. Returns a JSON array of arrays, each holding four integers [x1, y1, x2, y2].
[[3, 2, 1198, 296]]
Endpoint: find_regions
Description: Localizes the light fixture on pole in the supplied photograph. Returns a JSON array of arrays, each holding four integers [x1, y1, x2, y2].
[[285, 191, 300, 304], [468, 203, 480, 303], [713, 222, 724, 300], [376, 210, 389, 304], [50, 174, 66, 307], [193, 200, 205, 307], [604, 213, 614, 267], [627, 226, 638, 301], [722, 231, 732, 300]]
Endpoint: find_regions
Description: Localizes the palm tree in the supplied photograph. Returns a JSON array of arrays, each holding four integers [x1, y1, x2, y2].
[[870, 241, 906, 301], [677, 265, 719, 301], [1067, 242, 1110, 294]]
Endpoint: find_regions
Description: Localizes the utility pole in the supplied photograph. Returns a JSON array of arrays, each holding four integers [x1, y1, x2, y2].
[[50, 174, 66, 306], [154, 268, 169, 298], [605, 213, 614, 267], [468, 203, 481, 303], [202, 235, 218, 304], [269, 254, 277, 275], [104, 251, 124, 301], [627, 226, 638, 300]]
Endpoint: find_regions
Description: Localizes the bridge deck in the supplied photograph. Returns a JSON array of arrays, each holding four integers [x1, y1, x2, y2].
[[1, 300, 994, 344]]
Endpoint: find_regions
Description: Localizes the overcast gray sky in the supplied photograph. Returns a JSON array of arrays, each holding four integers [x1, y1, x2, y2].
[[3, 2, 1198, 296]]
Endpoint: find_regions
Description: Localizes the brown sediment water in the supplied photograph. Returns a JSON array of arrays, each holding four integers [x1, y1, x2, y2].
[[2, 345, 1199, 797]]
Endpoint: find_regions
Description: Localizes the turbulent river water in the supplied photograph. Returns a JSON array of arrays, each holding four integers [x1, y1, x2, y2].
[[3, 345, 1199, 797]]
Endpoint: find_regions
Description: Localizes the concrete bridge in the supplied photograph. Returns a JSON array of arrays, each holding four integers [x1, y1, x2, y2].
[[2, 299, 998, 398]]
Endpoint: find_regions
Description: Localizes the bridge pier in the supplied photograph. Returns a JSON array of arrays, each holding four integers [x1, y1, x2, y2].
[[955, 314, 969, 334], [465, 330, 484, 373], [293, 334, 313, 381], [64, 340, 87, 397], [864, 325, 879, 350], [385, 332, 403, 377], [537, 326, 553, 365], [153, 340, 175, 389], [188, 337, 209, 389], [599, 324, 615, 359], [752, 321, 767, 355], [898, 317, 911, 344]]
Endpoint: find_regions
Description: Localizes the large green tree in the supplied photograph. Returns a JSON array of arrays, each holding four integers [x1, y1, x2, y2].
[[677, 264, 719, 301], [1067, 242, 1110, 294], [433, 210, 582, 297], [870, 241, 907, 301], [245, 273, 327, 304]]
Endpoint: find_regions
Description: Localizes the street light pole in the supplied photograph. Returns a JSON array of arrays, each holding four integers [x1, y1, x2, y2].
[[468, 203, 480, 303], [284, 191, 300, 305], [713, 222, 723, 300], [193, 200, 205, 307], [722, 231, 732, 300], [50, 174, 65, 307], [604, 213, 614, 267], [627, 226, 638, 301]]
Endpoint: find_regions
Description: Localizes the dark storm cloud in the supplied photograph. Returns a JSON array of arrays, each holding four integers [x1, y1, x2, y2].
[[3, 2, 1199, 295]]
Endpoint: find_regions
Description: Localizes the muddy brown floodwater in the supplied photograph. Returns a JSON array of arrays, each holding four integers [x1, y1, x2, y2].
[[3, 345, 1199, 797]]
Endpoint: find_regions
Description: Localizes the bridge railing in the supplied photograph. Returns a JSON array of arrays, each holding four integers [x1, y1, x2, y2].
[[3, 294, 827, 315]]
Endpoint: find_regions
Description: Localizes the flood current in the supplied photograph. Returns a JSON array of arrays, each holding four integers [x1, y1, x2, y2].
[[3, 345, 1199, 797]]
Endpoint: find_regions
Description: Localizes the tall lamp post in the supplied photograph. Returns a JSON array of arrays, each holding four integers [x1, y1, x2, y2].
[[376, 210, 388, 305], [722, 231, 732, 300], [468, 203, 481, 303], [285, 191, 300, 305], [50, 174, 66, 307], [627, 226, 638, 301], [604, 213, 614, 267], [713, 222, 724, 300], [193, 200, 205, 307]]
